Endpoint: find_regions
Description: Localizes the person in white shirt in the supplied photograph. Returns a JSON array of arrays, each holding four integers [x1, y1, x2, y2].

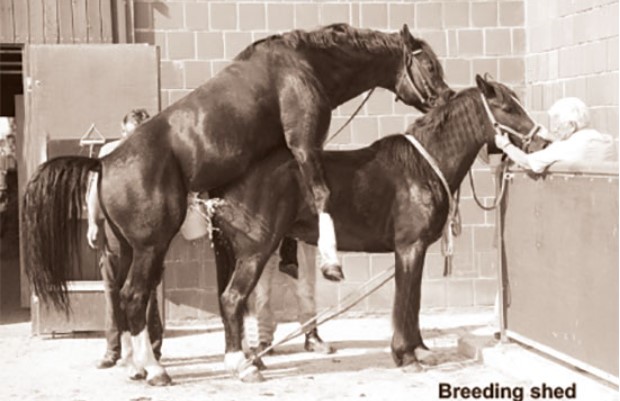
[[495, 97, 615, 172], [86, 109, 163, 370]]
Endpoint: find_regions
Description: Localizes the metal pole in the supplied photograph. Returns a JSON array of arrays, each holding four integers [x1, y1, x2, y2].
[[496, 168, 508, 343]]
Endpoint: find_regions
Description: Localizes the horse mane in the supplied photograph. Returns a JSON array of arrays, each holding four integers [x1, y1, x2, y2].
[[374, 81, 517, 181], [235, 23, 402, 60]]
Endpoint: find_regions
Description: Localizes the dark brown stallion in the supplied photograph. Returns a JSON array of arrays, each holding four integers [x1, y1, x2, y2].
[[22, 24, 452, 385], [208, 76, 546, 379]]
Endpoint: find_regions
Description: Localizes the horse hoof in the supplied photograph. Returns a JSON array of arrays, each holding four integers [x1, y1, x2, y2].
[[147, 372, 172, 387], [128, 368, 147, 381], [321, 264, 344, 282], [402, 361, 424, 373], [239, 365, 265, 383]]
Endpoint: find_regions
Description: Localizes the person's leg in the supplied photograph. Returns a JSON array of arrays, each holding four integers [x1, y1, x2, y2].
[[147, 288, 163, 360], [278, 237, 299, 279], [98, 224, 123, 368], [252, 261, 276, 352], [290, 245, 335, 354]]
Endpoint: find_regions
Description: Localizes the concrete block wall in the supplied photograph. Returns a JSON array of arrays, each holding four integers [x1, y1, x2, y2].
[[524, 0, 618, 140], [133, 0, 528, 322]]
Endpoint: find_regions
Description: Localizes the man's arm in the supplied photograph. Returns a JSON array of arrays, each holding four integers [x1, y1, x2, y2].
[[86, 173, 101, 249]]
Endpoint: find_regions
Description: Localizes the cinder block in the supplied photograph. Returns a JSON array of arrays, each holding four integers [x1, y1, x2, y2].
[[471, 2, 497, 28], [421, 279, 447, 309], [367, 280, 395, 312], [446, 279, 474, 307], [473, 226, 496, 252], [224, 32, 253, 59], [210, 2, 237, 31], [343, 254, 371, 282], [499, 2, 524, 27], [196, 32, 224, 59], [587, 72, 618, 106], [457, 29, 483, 56], [361, 3, 388, 29], [267, 3, 295, 31], [366, 88, 394, 116], [446, 29, 458, 57], [477, 251, 498, 278], [167, 32, 195, 60], [295, 3, 320, 30], [370, 254, 395, 275], [443, 2, 469, 28], [185, 3, 209, 31], [134, 2, 151, 30], [153, 2, 184, 30], [472, 58, 498, 79], [315, 280, 339, 310], [198, 260, 218, 290], [474, 278, 497, 306], [607, 37, 618, 71], [512, 28, 525, 54], [164, 261, 179, 289], [416, 2, 442, 30], [239, 3, 265, 31], [177, 261, 201, 289], [319, 3, 350, 26], [453, 226, 473, 255], [184, 61, 211, 90], [469, 169, 496, 198], [459, 198, 487, 225], [339, 94, 368, 116], [338, 282, 369, 312], [499, 57, 525, 83], [160, 60, 184, 90], [445, 58, 471, 86], [422, 30, 447, 57], [169, 89, 192, 106], [484, 28, 511, 56], [389, 4, 415, 30], [351, 117, 379, 145], [379, 116, 407, 136], [327, 116, 352, 145], [424, 252, 445, 279]]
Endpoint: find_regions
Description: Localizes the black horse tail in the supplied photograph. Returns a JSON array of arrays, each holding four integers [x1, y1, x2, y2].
[[22, 156, 102, 313]]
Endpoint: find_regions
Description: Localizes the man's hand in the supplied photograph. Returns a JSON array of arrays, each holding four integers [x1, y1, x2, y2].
[[87, 223, 99, 249], [494, 133, 511, 150]]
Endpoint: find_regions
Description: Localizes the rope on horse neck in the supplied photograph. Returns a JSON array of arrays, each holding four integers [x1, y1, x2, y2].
[[402, 135, 459, 277], [326, 88, 375, 144]]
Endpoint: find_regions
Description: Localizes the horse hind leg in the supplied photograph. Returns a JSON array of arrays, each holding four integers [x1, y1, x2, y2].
[[391, 241, 435, 372], [121, 246, 171, 386]]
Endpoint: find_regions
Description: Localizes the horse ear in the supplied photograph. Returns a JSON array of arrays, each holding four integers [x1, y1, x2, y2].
[[400, 24, 416, 49], [476, 74, 495, 98]]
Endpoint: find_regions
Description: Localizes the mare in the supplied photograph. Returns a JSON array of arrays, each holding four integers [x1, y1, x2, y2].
[[22, 23, 452, 385], [207, 76, 546, 379]]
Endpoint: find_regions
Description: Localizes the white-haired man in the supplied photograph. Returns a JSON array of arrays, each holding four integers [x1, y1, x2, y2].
[[495, 97, 615, 172]]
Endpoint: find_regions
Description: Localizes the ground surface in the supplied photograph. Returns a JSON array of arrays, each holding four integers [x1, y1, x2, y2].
[[0, 309, 616, 401]]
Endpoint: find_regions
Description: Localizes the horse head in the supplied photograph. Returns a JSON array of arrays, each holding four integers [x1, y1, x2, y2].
[[475, 74, 549, 153], [395, 25, 454, 112]]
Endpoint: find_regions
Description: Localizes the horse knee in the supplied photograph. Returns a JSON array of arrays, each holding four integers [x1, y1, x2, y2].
[[220, 290, 243, 318], [121, 287, 148, 334]]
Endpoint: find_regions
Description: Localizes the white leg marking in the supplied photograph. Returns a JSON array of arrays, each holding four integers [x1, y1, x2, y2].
[[132, 328, 165, 380], [318, 213, 338, 265], [224, 351, 246, 372]]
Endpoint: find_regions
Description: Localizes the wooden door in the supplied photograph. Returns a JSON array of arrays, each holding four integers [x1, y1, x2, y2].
[[20, 44, 159, 312]]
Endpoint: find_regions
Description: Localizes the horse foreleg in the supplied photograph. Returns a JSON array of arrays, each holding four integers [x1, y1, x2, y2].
[[391, 241, 430, 372], [220, 254, 274, 383], [121, 248, 170, 386]]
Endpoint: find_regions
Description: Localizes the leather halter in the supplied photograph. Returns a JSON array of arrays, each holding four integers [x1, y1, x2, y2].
[[479, 92, 543, 148], [402, 47, 435, 107]]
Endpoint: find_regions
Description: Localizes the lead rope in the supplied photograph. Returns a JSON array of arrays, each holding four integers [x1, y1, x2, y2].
[[468, 161, 510, 211], [325, 89, 375, 144]]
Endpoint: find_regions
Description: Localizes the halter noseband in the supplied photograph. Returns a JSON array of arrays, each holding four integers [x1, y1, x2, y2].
[[479, 92, 543, 148], [402, 47, 435, 107]]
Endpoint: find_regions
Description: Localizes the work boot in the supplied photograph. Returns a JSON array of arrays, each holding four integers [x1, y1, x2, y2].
[[304, 328, 335, 354], [96, 352, 119, 369]]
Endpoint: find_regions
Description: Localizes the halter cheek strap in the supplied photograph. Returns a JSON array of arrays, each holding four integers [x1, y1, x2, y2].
[[479, 93, 543, 147], [403, 48, 433, 106]]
